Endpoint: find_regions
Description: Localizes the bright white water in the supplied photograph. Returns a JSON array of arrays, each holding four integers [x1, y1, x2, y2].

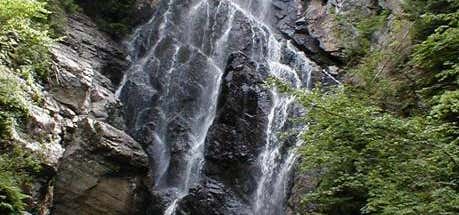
[[117, 0, 315, 214]]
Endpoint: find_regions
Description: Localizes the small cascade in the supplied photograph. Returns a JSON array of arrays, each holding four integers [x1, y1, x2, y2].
[[252, 34, 313, 215], [117, 0, 317, 214]]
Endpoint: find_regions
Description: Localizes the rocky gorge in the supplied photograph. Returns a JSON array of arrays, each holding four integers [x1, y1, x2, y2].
[[1, 0, 420, 214]]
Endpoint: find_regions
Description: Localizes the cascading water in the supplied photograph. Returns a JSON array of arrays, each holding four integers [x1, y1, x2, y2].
[[117, 0, 316, 214]]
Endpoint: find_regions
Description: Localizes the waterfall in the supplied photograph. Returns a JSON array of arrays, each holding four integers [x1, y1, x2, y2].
[[116, 0, 316, 214]]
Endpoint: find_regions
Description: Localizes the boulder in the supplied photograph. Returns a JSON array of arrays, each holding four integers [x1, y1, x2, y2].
[[52, 118, 150, 215], [176, 178, 252, 215]]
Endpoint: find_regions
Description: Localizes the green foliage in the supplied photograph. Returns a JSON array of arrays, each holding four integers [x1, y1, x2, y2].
[[412, 27, 458, 71], [333, 7, 389, 62], [46, 0, 82, 36], [46, 0, 77, 36], [343, 24, 418, 115], [337, 0, 459, 116], [276, 1, 459, 214], [403, 0, 459, 40], [57, 0, 79, 13], [0, 0, 52, 139], [0, 0, 52, 213], [411, 22, 459, 102], [0, 175, 27, 215], [269, 82, 459, 215], [0, 70, 29, 140], [0, 147, 41, 215], [77, 0, 137, 39], [403, 0, 459, 120], [0, 0, 52, 137], [431, 90, 459, 123], [0, 0, 53, 80]]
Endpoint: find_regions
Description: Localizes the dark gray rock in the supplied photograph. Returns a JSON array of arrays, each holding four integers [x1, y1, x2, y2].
[[154, 52, 274, 214], [204, 52, 271, 198], [176, 178, 252, 215]]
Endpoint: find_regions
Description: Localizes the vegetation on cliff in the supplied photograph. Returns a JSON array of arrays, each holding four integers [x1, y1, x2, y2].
[[0, 0, 140, 213], [73, 0, 138, 39], [279, 0, 459, 214], [0, 0, 52, 213]]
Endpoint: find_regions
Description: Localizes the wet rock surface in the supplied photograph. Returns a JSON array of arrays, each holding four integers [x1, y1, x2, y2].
[[117, 0, 327, 214], [30, 0, 395, 214], [286, 166, 320, 215], [75, 0, 158, 39], [32, 0, 411, 214], [177, 178, 252, 215], [204, 52, 271, 197]]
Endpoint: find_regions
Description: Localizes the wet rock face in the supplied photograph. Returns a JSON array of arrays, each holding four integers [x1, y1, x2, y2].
[[177, 178, 252, 215], [286, 166, 320, 215], [118, 2, 282, 210], [52, 119, 150, 215], [170, 52, 273, 213], [204, 52, 271, 194], [117, 0, 323, 213]]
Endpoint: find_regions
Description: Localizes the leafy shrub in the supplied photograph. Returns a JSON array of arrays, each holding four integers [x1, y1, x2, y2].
[[0, 147, 41, 215], [431, 90, 459, 123], [76, 0, 137, 39], [268, 80, 459, 214], [411, 25, 459, 101], [58, 0, 79, 13], [0, 0, 52, 213], [332, 7, 389, 63], [0, 0, 53, 80], [0, 174, 27, 214], [273, 2, 459, 214], [46, 0, 81, 36], [0, 0, 52, 136], [0, 70, 29, 140], [403, 0, 459, 40]]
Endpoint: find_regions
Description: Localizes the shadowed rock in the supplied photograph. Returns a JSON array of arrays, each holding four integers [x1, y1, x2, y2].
[[204, 52, 271, 196], [52, 119, 150, 215]]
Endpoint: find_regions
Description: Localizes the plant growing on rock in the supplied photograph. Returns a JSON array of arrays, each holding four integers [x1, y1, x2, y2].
[[273, 0, 459, 214], [0, 0, 53, 213], [267, 77, 459, 214]]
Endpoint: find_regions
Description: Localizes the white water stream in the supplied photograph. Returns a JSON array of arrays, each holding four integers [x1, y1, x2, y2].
[[117, 0, 315, 214]]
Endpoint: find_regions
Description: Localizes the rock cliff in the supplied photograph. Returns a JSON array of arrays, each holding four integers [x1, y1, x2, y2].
[[13, 0, 408, 214], [13, 2, 156, 214]]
